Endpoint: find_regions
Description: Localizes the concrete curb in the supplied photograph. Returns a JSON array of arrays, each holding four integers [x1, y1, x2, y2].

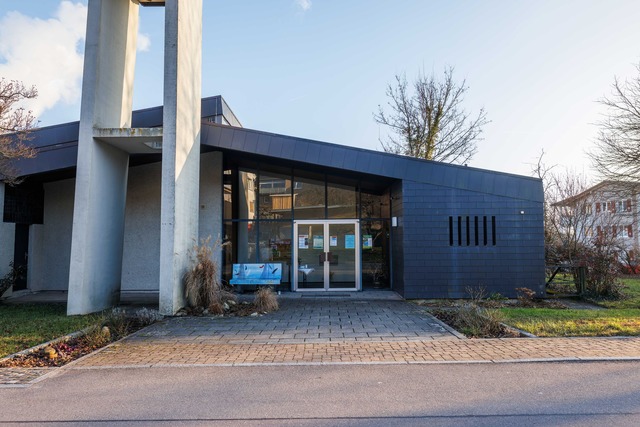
[[67, 356, 640, 370], [421, 311, 467, 340], [500, 323, 538, 338]]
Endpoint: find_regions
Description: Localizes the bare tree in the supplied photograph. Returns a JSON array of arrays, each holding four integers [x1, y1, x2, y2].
[[590, 63, 640, 182], [374, 67, 488, 164], [543, 169, 596, 266], [0, 78, 38, 184]]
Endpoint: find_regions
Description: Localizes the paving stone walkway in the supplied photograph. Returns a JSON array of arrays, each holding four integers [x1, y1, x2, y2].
[[72, 299, 640, 367], [4, 298, 640, 386], [125, 299, 457, 345], [74, 336, 640, 367], [0, 368, 55, 387]]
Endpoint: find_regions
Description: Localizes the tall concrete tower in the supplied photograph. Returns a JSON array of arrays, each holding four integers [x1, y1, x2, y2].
[[67, 0, 203, 315]]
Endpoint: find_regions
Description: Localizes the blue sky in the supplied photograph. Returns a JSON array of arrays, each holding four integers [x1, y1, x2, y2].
[[1, 1, 639, 178]]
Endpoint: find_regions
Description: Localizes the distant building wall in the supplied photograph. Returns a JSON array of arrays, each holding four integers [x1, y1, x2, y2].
[[398, 180, 545, 298]]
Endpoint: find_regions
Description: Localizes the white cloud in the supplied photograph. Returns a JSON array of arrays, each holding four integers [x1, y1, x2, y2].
[[137, 33, 151, 52], [0, 1, 87, 119], [295, 0, 312, 12]]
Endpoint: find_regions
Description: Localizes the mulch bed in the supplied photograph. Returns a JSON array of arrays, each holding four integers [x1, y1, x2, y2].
[[178, 300, 275, 317], [0, 338, 103, 368], [430, 309, 521, 338], [0, 321, 149, 369], [1, 300, 275, 369]]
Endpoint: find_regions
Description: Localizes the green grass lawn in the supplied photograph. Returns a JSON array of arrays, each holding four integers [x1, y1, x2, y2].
[[501, 277, 640, 337], [501, 308, 640, 337], [0, 304, 100, 358], [594, 277, 640, 309]]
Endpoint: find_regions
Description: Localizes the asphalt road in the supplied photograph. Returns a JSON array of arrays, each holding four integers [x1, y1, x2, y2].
[[1, 362, 639, 426]]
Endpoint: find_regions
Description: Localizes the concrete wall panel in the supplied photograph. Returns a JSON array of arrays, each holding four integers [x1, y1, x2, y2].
[[29, 179, 75, 292], [121, 162, 161, 292]]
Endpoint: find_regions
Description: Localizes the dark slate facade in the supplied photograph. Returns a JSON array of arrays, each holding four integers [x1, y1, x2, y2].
[[395, 181, 544, 298], [10, 96, 545, 299]]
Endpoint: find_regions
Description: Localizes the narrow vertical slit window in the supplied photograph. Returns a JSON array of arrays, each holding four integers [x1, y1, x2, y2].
[[483, 216, 488, 246], [474, 216, 479, 246], [457, 216, 462, 246], [449, 216, 453, 246], [466, 216, 470, 246], [492, 216, 497, 245]]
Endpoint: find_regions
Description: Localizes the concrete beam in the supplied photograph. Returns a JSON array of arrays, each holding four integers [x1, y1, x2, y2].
[[159, 0, 203, 314], [67, 0, 139, 315], [94, 127, 164, 154]]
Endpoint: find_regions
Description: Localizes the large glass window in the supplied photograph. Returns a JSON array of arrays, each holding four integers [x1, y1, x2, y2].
[[293, 177, 325, 219], [236, 221, 257, 263], [327, 181, 356, 219], [222, 221, 235, 283], [223, 169, 233, 220], [361, 220, 390, 288], [258, 221, 292, 284], [361, 190, 390, 219], [238, 170, 258, 220], [259, 172, 293, 220], [222, 161, 393, 289]]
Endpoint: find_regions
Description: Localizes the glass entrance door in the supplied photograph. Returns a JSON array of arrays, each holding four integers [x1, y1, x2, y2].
[[294, 220, 360, 291]]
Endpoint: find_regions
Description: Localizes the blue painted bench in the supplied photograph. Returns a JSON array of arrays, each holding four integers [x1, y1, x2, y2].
[[229, 263, 282, 287]]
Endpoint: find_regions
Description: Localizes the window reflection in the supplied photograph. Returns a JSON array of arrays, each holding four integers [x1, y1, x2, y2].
[[238, 170, 257, 220], [361, 190, 390, 219], [327, 182, 356, 218], [293, 177, 325, 219], [258, 221, 292, 284], [259, 172, 293, 219]]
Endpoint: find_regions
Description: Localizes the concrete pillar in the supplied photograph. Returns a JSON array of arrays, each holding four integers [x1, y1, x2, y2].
[[198, 152, 223, 277], [67, 0, 139, 315], [159, 0, 203, 314]]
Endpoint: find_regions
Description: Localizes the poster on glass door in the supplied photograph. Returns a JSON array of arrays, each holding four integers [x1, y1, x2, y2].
[[345, 234, 355, 249], [298, 235, 309, 249]]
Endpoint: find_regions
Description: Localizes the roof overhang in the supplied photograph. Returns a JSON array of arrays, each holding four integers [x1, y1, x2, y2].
[[134, 0, 166, 6]]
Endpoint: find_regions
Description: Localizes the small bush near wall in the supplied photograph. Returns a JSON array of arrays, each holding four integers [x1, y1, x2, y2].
[[0, 262, 25, 300], [578, 242, 625, 299]]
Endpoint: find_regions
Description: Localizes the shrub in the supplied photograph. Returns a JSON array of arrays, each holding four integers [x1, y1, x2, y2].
[[578, 241, 625, 299], [454, 305, 504, 337], [445, 286, 505, 337], [183, 237, 235, 313], [487, 292, 508, 301], [254, 287, 279, 313], [102, 307, 132, 339], [515, 287, 536, 307], [132, 307, 163, 326], [0, 262, 26, 300]]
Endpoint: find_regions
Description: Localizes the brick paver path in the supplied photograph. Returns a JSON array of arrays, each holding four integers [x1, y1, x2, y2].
[[71, 299, 640, 368], [74, 337, 640, 367], [4, 299, 640, 385]]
